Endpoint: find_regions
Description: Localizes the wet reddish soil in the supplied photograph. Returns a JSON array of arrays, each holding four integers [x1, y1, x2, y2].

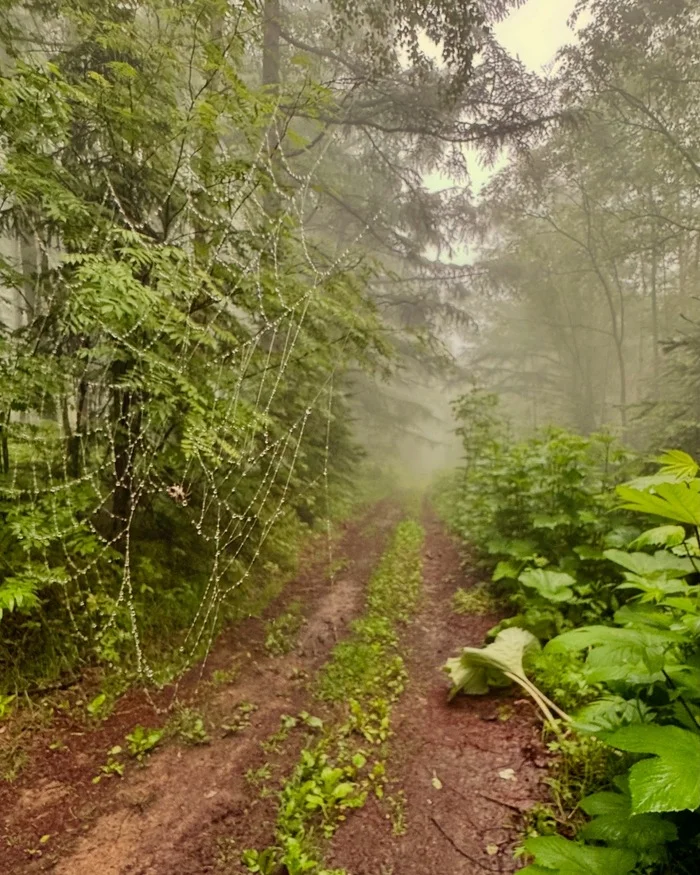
[[2, 503, 547, 875], [2, 501, 401, 874]]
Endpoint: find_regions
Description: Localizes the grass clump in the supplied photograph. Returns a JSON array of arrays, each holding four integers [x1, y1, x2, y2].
[[265, 602, 305, 656], [318, 521, 422, 703], [452, 582, 499, 616]]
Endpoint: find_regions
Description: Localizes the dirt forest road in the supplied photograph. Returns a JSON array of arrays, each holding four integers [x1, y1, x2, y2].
[[2, 502, 547, 875]]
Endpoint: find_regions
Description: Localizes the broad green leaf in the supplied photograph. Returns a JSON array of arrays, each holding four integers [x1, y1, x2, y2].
[[532, 513, 571, 529], [617, 576, 689, 604], [604, 526, 641, 549], [574, 545, 605, 561], [0, 576, 41, 620], [493, 559, 521, 581], [548, 625, 679, 655], [606, 724, 700, 813], [657, 449, 699, 481], [617, 480, 700, 526], [580, 788, 677, 850], [547, 626, 680, 684], [574, 696, 655, 734], [521, 836, 636, 874], [614, 603, 677, 631], [628, 526, 686, 550], [603, 549, 693, 578], [518, 569, 576, 603]]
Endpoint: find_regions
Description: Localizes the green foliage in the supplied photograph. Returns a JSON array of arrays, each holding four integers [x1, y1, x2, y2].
[[452, 583, 499, 616], [520, 835, 636, 875], [579, 776, 677, 865], [265, 603, 305, 657], [318, 521, 422, 702], [86, 693, 112, 722], [92, 746, 125, 784], [0, 694, 15, 721], [222, 701, 258, 737], [605, 725, 700, 814], [166, 706, 210, 746], [530, 650, 601, 715], [242, 518, 423, 875], [0, 0, 389, 696], [125, 725, 164, 761], [445, 427, 700, 870], [439, 422, 635, 641]]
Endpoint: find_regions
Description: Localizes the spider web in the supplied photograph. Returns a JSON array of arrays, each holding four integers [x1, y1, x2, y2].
[[0, 46, 377, 696]]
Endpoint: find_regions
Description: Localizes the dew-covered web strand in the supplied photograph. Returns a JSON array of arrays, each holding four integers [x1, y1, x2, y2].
[[7, 66, 381, 707]]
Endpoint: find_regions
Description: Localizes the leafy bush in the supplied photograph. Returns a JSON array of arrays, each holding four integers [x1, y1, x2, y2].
[[440, 407, 637, 639], [448, 441, 700, 875]]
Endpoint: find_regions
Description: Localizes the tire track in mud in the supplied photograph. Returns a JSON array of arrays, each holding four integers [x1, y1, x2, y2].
[[5, 501, 402, 875], [328, 507, 548, 874]]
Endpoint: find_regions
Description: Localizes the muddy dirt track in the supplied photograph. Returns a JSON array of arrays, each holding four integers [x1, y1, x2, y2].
[[2, 503, 546, 874]]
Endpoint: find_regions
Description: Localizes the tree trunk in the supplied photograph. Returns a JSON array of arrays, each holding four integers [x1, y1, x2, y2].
[[262, 0, 281, 215], [68, 378, 88, 479], [649, 236, 660, 393], [111, 360, 140, 546]]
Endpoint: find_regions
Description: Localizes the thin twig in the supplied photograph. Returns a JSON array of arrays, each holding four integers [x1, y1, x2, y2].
[[430, 816, 500, 872], [475, 791, 526, 814]]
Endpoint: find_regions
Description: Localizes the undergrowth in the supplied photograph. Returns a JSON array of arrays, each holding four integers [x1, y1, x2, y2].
[[439, 396, 700, 874], [452, 582, 500, 616]]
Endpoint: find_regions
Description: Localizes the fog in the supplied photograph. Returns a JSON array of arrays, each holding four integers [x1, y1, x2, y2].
[[3, 0, 700, 685], [4, 2, 700, 864]]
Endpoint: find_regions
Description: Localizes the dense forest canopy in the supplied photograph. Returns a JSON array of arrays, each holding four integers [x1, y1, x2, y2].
[[3, 0, 700, 690], [465, 0, 700, 452], [0, 0, 550, 687]]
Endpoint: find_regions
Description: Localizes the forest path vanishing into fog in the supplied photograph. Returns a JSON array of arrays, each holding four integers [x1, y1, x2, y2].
[[3, 503, 547, 875]]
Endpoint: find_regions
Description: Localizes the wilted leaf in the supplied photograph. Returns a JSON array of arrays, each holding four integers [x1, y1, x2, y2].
[[444, 628, 541, 699]]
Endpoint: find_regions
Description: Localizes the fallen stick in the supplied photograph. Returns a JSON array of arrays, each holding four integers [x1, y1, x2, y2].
[[430, 815, 500, 872]]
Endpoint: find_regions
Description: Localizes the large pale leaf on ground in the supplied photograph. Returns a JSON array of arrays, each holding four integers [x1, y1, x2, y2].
[[520, 835, 637, 874], [616, 480, 700, 526], [606, 724, 700, 813], [444, 627, 540, 699]]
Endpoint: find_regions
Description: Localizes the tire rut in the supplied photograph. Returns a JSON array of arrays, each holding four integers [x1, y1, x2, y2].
[[328, 507, 548, 875], [6, 501, 402, 875]]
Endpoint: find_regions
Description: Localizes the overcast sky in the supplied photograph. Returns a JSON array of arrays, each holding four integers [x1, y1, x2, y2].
[[495, 0, 582, 73], [423, 0, 584, 201]]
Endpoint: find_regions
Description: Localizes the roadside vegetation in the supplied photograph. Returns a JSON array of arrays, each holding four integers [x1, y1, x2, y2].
[[440, 390, 700, 874]]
